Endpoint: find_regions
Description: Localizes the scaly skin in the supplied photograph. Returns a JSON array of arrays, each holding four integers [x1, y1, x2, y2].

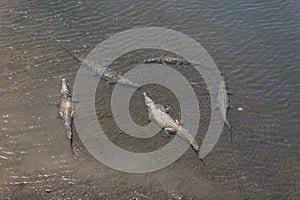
[[143, 92, 199, 152], [144, 55, 191, 66], [59, 78, 74, 140], [66, 50, 139, 88], [219, 75, 231, 130]]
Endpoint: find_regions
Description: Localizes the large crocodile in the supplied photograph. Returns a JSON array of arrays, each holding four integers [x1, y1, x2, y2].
[[144, 55, 192, 66], [143, 92, 199, 152], [59, 78, 74, 147], [66, 50, 139, 88]]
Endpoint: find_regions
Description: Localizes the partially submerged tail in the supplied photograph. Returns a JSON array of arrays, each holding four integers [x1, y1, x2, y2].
[[64, 118, 73, 140], [64, 119, 74, 155], [176, 128, 200, 153], [64, 48, 84, 64], [69, 136, 74, 156], [191, 140, 200, 153]]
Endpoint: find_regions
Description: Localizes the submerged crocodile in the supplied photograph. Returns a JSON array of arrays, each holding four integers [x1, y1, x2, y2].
[[66, 50, 139, 88], [59, 78, 74, 147], [144, 55, 192, 66], [143, 92, 199, 152], [219, 75, 231, 130]]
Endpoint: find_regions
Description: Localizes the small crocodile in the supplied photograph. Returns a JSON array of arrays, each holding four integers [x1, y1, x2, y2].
[[143, 92, 199, 152], [66, 50, 139, 88], [59, 78, 74, 147], [144, 55, 191, 66]]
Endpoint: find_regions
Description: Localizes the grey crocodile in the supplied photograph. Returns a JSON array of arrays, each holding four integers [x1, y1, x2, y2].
[[59, 78, 74, 144], [143, 92, 199, 152], [66, 50, 139, 88], [144, 55, 191, 66], [219, 75, 231, 130]]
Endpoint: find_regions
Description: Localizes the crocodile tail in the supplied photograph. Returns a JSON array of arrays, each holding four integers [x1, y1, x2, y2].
[[64, 48, 83, 64], [177, 128, 199, 152], [191, 140, 200, 153], [225, 117, 231, 130], [64, 119, 73, 140], [66, 129, 72, 140]]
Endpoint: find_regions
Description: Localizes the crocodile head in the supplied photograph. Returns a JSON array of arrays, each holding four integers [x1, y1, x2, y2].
[[61, 78, 69, 95], [143, 92, 154, 108]]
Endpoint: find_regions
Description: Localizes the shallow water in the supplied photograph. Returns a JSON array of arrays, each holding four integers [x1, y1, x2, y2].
[[0, 0, 299, 199]]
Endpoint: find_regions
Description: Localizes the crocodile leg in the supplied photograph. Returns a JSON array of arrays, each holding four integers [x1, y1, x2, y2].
[[59, 111, 64, 118], [162, 131, 170, 138], [162, 127, 176, 137]]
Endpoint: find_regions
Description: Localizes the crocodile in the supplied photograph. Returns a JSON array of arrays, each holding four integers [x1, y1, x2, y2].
[[59, 78, 74, 146], [144, 55, 191, 66], [66, 50, 139, 88], [143, 92, 199, 152], [219, 75, 231, 130]]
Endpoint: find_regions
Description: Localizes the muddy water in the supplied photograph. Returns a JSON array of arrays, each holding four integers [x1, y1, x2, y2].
[[0, 0, 299, 199]]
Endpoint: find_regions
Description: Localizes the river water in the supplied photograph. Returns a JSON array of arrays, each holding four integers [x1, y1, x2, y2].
[[0, 0, 299, 199]]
